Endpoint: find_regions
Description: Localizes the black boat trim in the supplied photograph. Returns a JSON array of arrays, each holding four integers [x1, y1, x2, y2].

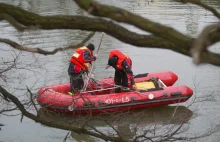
[[134, 73, 148, 78]]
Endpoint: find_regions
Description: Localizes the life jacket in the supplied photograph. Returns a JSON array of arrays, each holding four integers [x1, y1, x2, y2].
[[70, 47, 93, 70], [109, 50, 131, 70]]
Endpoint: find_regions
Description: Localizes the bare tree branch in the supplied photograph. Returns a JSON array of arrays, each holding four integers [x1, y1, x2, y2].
[[26, 86, 38, 112], [74, 0, 192, 49], [0, 32, 95, 55], [0, 13, 26, 31], [1, 1, 220, 141], [191, 23, 220, 64], [63, 132, 70, 142], [1, 2, 220, 66], [73, 0, 220, 66], [0, 3, 184, 52]]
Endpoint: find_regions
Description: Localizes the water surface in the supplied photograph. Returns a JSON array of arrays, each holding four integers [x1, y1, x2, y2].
[[1, 0, 220, 141]]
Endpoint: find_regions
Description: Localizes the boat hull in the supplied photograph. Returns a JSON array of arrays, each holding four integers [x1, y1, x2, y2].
[[37, 71, 192, 114], [38, 84, 193, 114], [42, 95, 192, 114]]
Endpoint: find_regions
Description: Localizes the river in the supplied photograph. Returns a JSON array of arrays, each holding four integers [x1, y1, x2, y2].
[[1, 0, 220, 142]]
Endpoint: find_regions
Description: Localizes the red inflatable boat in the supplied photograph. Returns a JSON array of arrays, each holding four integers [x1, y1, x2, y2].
[[37, 71, 193, 114]]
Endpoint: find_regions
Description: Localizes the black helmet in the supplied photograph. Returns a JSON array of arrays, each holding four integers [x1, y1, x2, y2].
[[108, 56, 118, 68], [87, 43, 95, 51]]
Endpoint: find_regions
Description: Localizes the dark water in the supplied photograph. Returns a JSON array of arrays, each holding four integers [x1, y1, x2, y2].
[[1, 0, 220, 141]]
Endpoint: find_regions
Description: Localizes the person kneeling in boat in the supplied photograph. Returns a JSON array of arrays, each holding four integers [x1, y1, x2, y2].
[[106, 49, 136, 93], [68, 43, 97, 94]]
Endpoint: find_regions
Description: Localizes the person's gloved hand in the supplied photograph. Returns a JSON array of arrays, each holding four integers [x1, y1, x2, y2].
[[93, 56, 97, 61], [93, 54, 98, 60], [132, 85, 137, 90], [106, 65, 110, 69]]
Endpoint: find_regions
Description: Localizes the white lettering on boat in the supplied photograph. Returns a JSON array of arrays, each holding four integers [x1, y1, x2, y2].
[[105, 96, 130, 104]]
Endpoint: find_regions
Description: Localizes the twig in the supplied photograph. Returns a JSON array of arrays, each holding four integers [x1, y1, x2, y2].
[[0, 32, 95, 55], [63, 132, 70, 142], [26, 86, 38, 112]]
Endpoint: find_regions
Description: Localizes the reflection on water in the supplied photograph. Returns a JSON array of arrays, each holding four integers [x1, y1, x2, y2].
[[38, 106, 193, 141]]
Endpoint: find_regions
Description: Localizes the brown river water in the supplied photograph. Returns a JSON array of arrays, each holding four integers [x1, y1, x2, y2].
[[1, 0, 220, 141]]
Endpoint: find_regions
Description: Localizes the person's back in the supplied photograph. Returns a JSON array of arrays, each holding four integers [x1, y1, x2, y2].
[[106, 50, 136, 92]]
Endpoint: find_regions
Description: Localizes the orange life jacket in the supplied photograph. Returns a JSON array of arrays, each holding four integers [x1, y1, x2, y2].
[[70, 47, 93, 70], [109, 50, 131, 70]]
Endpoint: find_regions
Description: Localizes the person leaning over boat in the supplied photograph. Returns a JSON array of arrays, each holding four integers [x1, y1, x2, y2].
[[106, 49, 136, 92], [68, 43, 97, 94]]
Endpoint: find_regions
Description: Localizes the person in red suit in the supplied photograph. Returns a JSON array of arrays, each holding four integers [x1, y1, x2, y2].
[[68, 43, 97, 94], [106, 49, 136, 92]]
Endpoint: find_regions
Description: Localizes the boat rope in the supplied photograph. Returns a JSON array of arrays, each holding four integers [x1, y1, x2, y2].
[[85, 77, 146, 95]]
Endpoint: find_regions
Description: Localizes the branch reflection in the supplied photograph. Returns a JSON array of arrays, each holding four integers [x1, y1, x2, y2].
[[38, 105, 193, 141]]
